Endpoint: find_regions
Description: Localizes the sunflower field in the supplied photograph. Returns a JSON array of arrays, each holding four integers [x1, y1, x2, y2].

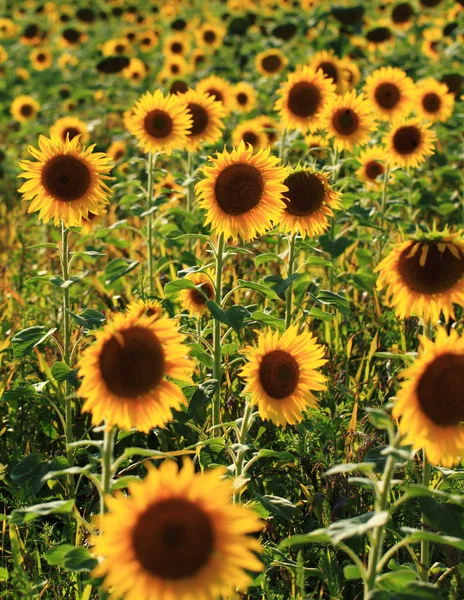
[[1, 0, 464, 598]]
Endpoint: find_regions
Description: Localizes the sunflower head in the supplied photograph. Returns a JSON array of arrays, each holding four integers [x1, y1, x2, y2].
[[375, 228, 464, 322], [126, 299, 163, 320], [18, 135, 113, 227], [50, 116, 90, 145], [10, 95, 40, 123], [177, 89, 225, 152], [364, 66, 416, 121], [256, 49, 288, 77], [241, 326, 327, 427], [195, 141, 288, 241], [415, 77, 455, 122], [92, 459, 263, 599], [355, 145, 391, 188], [393, 328, 464, 467], [279, 166, 342, 238], [233, 81, 257, 113], [78, 312, 193, 432], [196, 75, 234, 115], [232, 119, 268, 152], [107, 140, 126, 163], [382, 117, 437, 168], [307, 49, 348, 93], [179, 272, 215, 317]]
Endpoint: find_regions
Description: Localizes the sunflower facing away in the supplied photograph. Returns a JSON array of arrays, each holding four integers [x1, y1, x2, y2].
[[274, 66, 336, 132], [319, 90, 377, 152], [393, 328, 464, 467], [241, 326, 327, 427], [130, 90, 192, 154], [92, 459, 263, 600], [414, 77, 455, 122], [50, 116, 90, 145], [279, 167, 341, 238], [78, 312, 193, 432], [382, 117, 436, 168], [364, 67, 416, 121], [195, 141, 288, 240], [18, 135, 113, 227], [375, 229, 464, 322], [179, 272, 215, 317], [10, 95, 40, 123], [355, 145, 390, 188], [178, 89, 225, 152]]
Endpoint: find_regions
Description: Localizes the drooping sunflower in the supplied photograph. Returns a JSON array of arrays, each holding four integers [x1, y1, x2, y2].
[[50, 116, 90, 145], [256, 49, 288, 77], [233, 82, 257, 113], [382, 117, 436, 168], [278, 167, 341, 238], [18, 135, 113, 227], [179, 272, 215, 317], [307, 50, 348, 93], [375, 229, 464, 322], [126, 299, 163, 320], [274, 66, 336, 132], [92, 459, 263, 600], [390, 2, 415, 30], [196, 75, 234, 115], [130, 90, 192, 155], [177, 89, 225, 152], [393, 328, 464, 467], [195, 141, 288, 241], [364, 67, 416, 121], [241, 326, 327, 427], [78, 312, 193, 432], [232, 119, 268, 152], [319, 90, 377, 152], [107, 140, 126, 163], [10, 95, 40, 123], [195, 22, 226, 50], [30, 47, 53, 70], [414, 77, 455, 122], [355, 145, 391, 188]]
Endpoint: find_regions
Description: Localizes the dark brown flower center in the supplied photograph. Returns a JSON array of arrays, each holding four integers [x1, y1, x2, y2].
[[332, 108, 359, 135], [422, 92, 441, 113], [187, 103, 209, 137], [171, 64, 180, 74], [417, 353, 464, 427], [132, 498, 214, 580], [170, 80, 188, 94], [287, 81, 321, 118], [41, 154, 91, 202], [37, 53, 46, 62], [420, 0, 441, 6], [392, 125, 421, 155], [206, 88, 223, 103], [259, 349, 300, 399], [190, 281, 214, 305], [262, 122, 277, 144], [392, 2, 414, 23], [171, 42, 183, 54], [99, 326, 165, 398], [243, 131, 259, 147], [144, 110, 173, 139], [195, 54, 206, 65], [318, 61, 338, 83], [261, 53, 282, 73], [115, 44, 125, 53], [398, 242, 464, 294], [64, 127, 80, 141], [203, 30, 216, 43], [374, 82, 400, 109], [365, 160, 384, 180], [237, 92, 248, 105], [366, 27, 392, 42], [114, 149, 124, 161], [20, 104, 33, 117], [283, 171, 326, 217], [214, 163, 263, 216]]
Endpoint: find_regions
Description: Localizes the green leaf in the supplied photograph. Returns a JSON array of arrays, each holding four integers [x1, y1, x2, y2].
[[11, 500, 75, 524], [249, 311, 285, 333], [164, 278, 196, 294], [104, 258, 139, 285], [417, 497, 464, 537], [365, 408, 394, 431], [186, 380, 218, 416], [256, 449, 295, 462], [369, 581, 445, 599], [51, 361, 72, 382], [304, 256, 335, 270], [376, 569, 419, 591], [263, 274, 301, 297], [112, 476, 142, 490], [307, 307, 334, 322], [255, 494, 297, 521], [46, 545, 97, 572], [11, 326, 57, 358], [68, 308, 106, 330], [401, 527, 464, 551], [344, 565, 362, 580], [254, 253, 284, 267], [313, 290, 350, 318], [0, 567, 8, 581], [319, 234, 352, 258], [238, 280, 280, 300], [325, 462, 376, 476], [206, 302, 250, 331]]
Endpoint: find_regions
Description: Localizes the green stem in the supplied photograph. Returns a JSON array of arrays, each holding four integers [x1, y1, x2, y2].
[[212, 233, 225, 430], [100, 426, 116, 517], [233, 400, 253, 503], [186, 151, 194, 214], [279, 127, 287, 162], [380, 163, 390, 214], [420, 452, 432, 582], [61, 222, 74, 497], [146, 152, 156, 295], [285, 233, 297, 329]]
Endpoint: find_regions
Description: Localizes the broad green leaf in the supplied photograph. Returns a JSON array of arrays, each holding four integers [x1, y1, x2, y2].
[[11, 500, 75, 524], [12, 326, 57, 358]]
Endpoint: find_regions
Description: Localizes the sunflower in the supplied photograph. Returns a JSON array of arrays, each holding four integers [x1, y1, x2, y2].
[[196, 75, 234, 115], [154, 172, 185, 211], [256, 49, 288, 77], [233, 82, 257, 113], [382, 117, 436, 168], [355, 146, 391, 188], [307, 50, 348, 92], [123, 57, 147, 83], [364, 67, 416, 121], [257, 116, 281, 147], [60, 27, 86, 48], [169, 79, 190, 95], [305, 133, 329, 157], [375, 229, 464, 322], [30, 47, 53, 70], [390, 2, 415, 30], [278, 167, 341, 238], [195, 141, 288, 241], [18, 135, 113, 227], [177, 89, 225, 152], [393, 328, 464, 467], [232, 119, 268, 152], [102, 38, 131, 56], [21, 24, 42, 46], [78, 312, 193, 431], [92, 459, 263, 600], [274, 66, 336, 133], [107, 140, 126, 163], [190, 48, 208, 71], [58, 53, 78, 71], [0, 45, 7, 64], [339, 56, 362, 89], [158, 55, 190, 81], [130, 90, 192, 155], [179, 272, 215, 317], [365, 23, 394, 52], [414, 77, 455, 122], [138, 30, 159, 52], [421, 27, 442, 62], [195, 22, 226, 50], [241, 326, 327, 427], [319, 90, 377, 152], [0, 18, 18, 38], [50, 116, 90, 145], [10, 95, 40, 123], [127, 299, 163, 320], [163, 32, 191, 58]]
